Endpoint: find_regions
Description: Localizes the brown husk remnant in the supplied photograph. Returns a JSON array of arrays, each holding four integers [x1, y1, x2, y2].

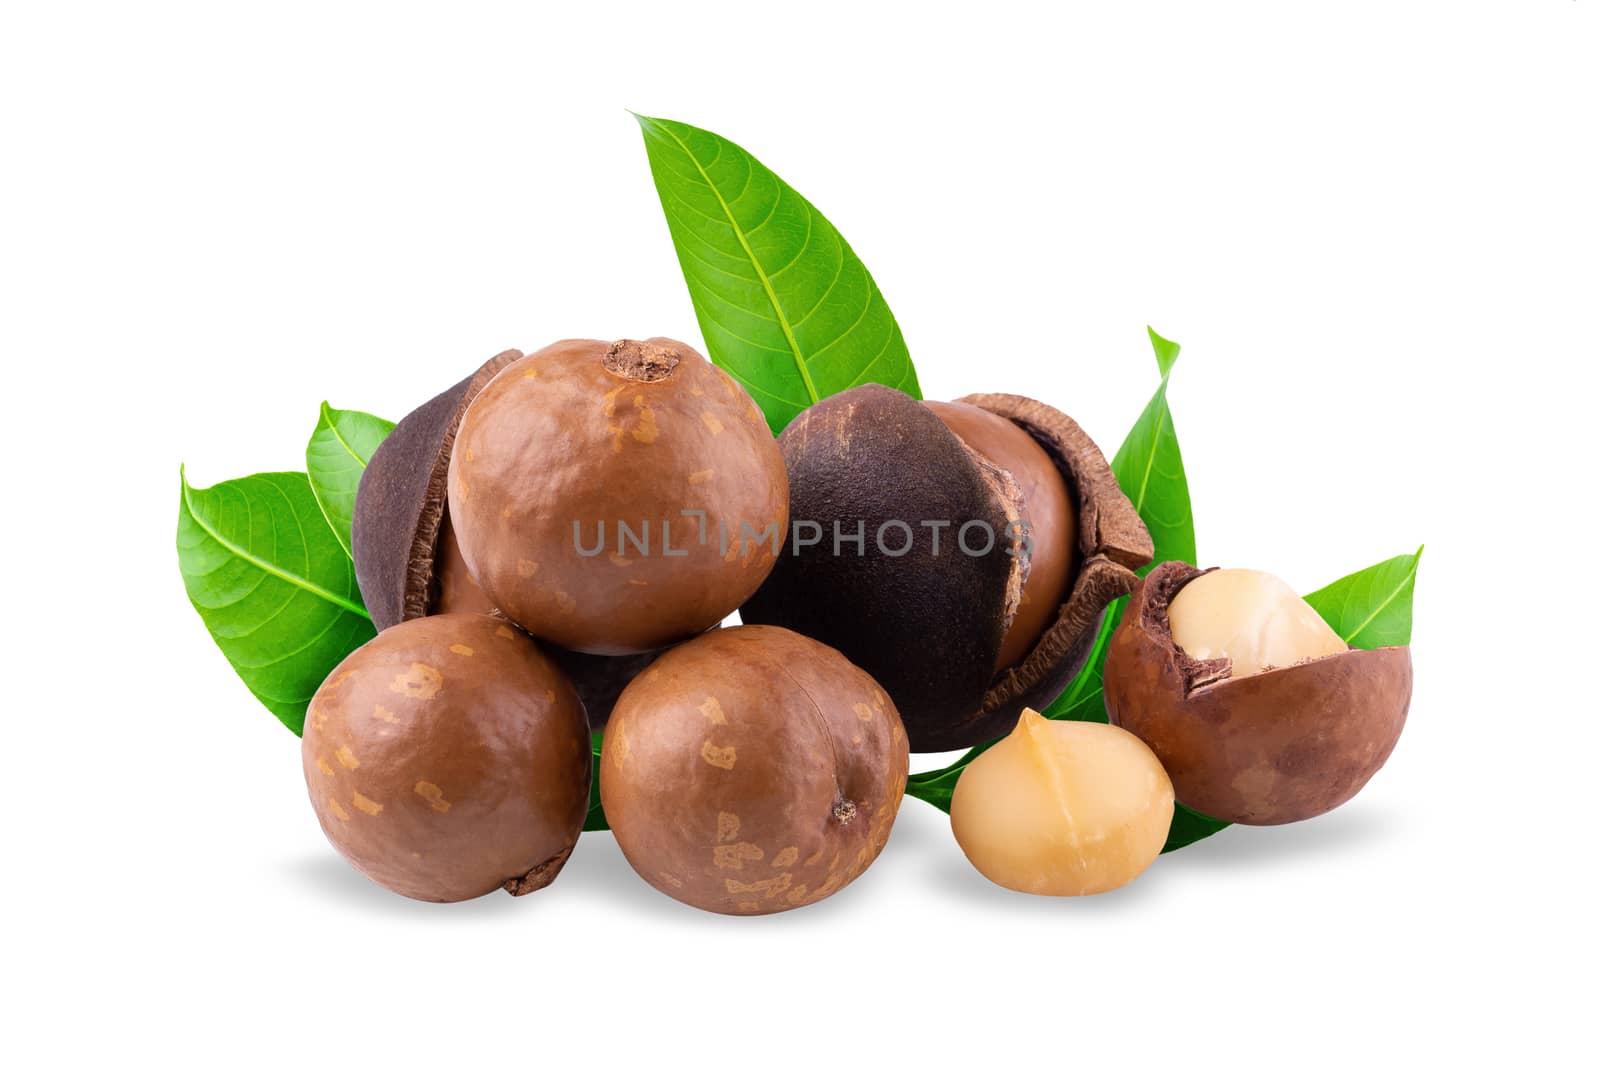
[[353, 349, 521, 631], [958, 392, 1153, 737], [1103, 561, 1412, 825]]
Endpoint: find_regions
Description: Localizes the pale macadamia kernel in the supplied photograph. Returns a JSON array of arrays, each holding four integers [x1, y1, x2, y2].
[[950, 709, 1174, 895], [1168, 568, 1347, 678]]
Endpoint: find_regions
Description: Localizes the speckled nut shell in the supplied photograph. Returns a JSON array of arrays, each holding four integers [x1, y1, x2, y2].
[[350, 349, 662, 727], [447, 338, 789, 655], [302, 614, 591, 902], [600, 626, 909, 916], [1103, 561, 1412, 825], [741, 384, 1151, 752]]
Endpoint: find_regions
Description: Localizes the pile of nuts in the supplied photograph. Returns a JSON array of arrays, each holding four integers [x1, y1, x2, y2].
[[303, 337, 1412, 910]]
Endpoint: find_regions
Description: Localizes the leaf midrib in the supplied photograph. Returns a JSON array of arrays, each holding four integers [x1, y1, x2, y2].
[[1130, 381, 1171, 514], [317, 402, 371, 472], [181, 471, 370, 619], [652, 120, 820, 407], [1337, 549, 1422, 645]]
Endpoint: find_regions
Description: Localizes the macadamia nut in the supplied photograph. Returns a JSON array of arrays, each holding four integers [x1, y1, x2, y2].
[[601, 625, 909, 915], [950, 709, 1173, 895], [1168, 568, 1347, 678], [302, 614, 591, 902]]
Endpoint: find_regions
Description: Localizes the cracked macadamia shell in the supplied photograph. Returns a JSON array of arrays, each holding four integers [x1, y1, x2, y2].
[[302, 614, 591, 902], [351, 349, 666, 726], [448, 338, 789, 655], [599, 625, 910, 915], [741, 384, 1151, 752], [924, 400, 1078, 672], [1103, 561, 1412, 826]]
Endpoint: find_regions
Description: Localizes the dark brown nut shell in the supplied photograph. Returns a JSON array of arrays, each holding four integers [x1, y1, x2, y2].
[[741, 384, 1151, 752], [543, 641, 663, 731], [925, 399, 1078, 672], [353, 350, 522, 632], [1103, 561, 1412, 826], [302, 614, 591, 902], [600, 625, 909, 916], [350, 349, 662, 726], [448, 338, 789, 655]]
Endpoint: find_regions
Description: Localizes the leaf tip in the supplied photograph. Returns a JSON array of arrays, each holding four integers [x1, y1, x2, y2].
[[1146, 326, 1182, 378]]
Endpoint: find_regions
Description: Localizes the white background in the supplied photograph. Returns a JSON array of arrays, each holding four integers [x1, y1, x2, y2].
[[4, 2, 1595, 1063]]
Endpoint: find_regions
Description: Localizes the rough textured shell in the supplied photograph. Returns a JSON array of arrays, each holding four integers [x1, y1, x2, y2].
[[600, 626, 909, 915], [302, 614, 591, 901], [742, 384, 1151, 751], [1103, 561, 1411, 825]]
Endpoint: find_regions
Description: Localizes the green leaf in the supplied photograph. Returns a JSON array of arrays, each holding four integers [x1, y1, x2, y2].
[[1108, 328, 1196, 570], [1043, 326, 1197, 729], [903, 741, 991, 814], [177, 468, 376, 734], [305, 403, 394, 556], [1164, 806, 1233, 853], [1304, 547, 1424, 649], [583, 733, 608, 832], [635, 114, 920, 433], [1147, 325, 1181, 378]]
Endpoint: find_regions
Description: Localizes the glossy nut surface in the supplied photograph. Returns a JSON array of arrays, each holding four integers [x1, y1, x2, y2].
[[926, 399, 1077, 671], [449, 338, 788, 654], [600, 626, 909, 915], [302, 614, 590, 902]]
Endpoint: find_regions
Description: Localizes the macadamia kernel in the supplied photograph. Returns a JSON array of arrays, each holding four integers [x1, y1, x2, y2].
[[950, 709, 1173, 895], [1168, 568, 1347, 678]]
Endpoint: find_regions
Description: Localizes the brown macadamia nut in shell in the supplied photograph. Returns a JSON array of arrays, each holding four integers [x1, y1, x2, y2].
[[351, 349, 663, 726], [1103, 561, 1412, 826], [600, 625, 909, 915], [448, 338, 789, 655], [742, 384, 1151, 752], [302, 614, 591, 902]]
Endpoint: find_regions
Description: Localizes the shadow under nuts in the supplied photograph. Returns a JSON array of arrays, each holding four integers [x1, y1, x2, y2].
[[350, 349, 667, 727], [1103, 562, 1412, 826], [449, 338, 789, 655], [302, 614, 591, 902], [600, 625, 910, 915], [742, 383, 1153, 751]]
